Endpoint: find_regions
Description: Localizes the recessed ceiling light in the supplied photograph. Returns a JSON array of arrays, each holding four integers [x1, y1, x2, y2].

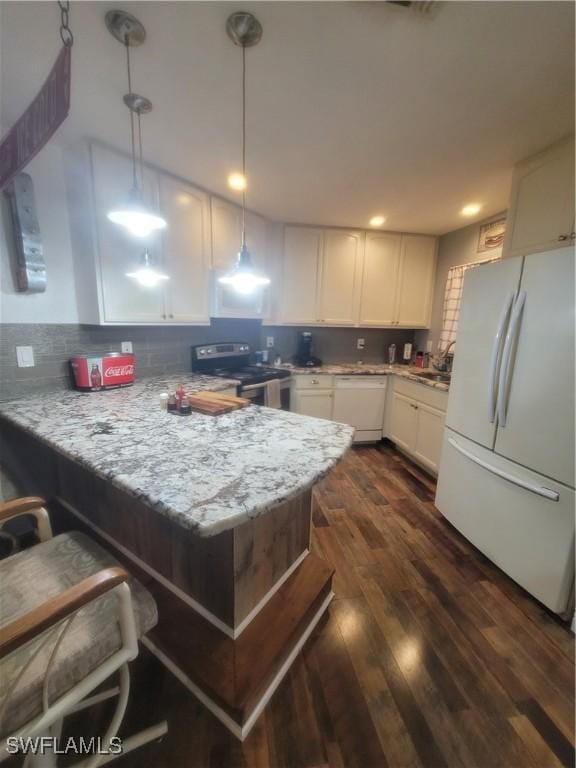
[[369, 215, 386, 227], [228, 172, 247, 191], [461, 203, 482, 217]]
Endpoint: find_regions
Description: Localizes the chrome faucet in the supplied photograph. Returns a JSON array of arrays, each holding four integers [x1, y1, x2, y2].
[[433, 340, 456, 372]]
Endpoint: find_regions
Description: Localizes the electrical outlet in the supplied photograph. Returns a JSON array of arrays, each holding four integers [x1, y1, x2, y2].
[[266, 336, 275, 348], [16, 346, 35, 368], [121, 341, 133, 354], [426, 340, 433, 353], [356, 338, 365, 350]]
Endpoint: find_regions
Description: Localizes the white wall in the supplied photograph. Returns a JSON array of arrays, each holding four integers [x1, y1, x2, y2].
[[415, 212, 506, 352], [0, 142, 79, 323]]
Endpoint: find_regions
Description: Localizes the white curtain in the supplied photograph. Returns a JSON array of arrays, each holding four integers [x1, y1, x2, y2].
[[439, 257, 500, 352]]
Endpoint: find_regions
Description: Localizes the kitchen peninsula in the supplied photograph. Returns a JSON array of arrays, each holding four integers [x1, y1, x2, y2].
[[0, 375, 353, 739]]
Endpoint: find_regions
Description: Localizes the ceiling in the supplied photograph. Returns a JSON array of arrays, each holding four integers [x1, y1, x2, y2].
[[1, 1, 574, 235]]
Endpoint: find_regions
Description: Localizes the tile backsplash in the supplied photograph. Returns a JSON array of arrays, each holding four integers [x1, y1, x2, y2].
[[261, 325, 415, 366], [0, 321, 415, 400], [0, 320, 261, 401]]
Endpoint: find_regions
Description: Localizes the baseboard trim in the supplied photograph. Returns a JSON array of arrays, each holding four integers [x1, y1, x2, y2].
[[141, 589, 334, 740]]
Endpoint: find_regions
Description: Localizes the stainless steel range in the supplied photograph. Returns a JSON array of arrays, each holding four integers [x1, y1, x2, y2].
[[191, 343, 291, 409]]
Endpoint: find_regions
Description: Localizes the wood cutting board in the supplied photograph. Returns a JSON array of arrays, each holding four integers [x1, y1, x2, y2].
[[187, 390, 251, 416]]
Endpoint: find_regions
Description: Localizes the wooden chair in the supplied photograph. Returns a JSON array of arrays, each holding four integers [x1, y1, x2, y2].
[[0, 497, 167, 767]]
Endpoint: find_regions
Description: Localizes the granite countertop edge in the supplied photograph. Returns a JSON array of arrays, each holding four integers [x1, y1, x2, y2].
[[280, 364, 450, 391], [0, 373, 354, 538]]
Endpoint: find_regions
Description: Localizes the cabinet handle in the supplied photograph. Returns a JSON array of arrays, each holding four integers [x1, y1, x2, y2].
[[311, 379, 319, 385], [169, 314, 174, 319], [558, 234, 569, 241], [410, 403, 418, 409], [571, 232, 576, 240]]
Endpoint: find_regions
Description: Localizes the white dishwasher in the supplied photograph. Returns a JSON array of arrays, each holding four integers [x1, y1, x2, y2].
[[332, 376, 387, 443]]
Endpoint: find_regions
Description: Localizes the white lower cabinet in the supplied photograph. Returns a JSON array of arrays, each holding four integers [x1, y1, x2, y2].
[[292, 390, 334, 420], [291, 375, 334, 420], [387, 378, 448, 474], [389, 392, 419, 453]]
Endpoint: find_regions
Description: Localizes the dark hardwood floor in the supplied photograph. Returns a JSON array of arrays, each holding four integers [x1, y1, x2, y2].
[[62, 444, 575, 767]]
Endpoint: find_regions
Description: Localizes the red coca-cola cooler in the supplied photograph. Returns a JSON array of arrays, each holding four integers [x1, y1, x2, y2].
[[70, 353, 135, 392]]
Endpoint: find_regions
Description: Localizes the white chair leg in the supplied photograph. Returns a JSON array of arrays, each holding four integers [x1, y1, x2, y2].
[[24, 721, 61, 768]]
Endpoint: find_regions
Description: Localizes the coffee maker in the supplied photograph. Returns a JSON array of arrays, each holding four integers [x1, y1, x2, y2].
[[295, 331, 322, 367]]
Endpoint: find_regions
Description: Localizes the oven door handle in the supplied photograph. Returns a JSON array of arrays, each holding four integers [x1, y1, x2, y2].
[[241, 382, 268, 393]]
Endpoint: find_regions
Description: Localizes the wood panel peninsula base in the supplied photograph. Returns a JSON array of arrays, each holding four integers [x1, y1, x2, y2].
[[1, 420, 336, 740]]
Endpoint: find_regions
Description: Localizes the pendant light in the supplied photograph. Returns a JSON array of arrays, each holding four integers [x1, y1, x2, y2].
[[105, 11, 167, 240], [126, 247, 169, 288], [219, 12, 270, 295]]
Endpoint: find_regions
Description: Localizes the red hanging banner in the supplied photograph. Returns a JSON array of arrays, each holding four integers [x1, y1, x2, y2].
[[0, 45, 71, 189]]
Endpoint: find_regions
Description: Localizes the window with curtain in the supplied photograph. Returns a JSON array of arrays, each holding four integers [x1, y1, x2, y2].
[[439, 257, 500, 352]]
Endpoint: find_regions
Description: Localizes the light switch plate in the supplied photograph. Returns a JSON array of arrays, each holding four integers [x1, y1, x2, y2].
[[426, 340, 433, 353], [266, 336, 274, 348], [121, 341, 133, 353], [16, 346, 35, 368], [356, 338, 365, 350]]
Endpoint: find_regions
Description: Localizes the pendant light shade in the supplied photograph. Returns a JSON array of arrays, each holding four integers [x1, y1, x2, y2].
[[218, 244, 271, 294], [219, 12, 270, 295], [107, 186, 167, 239], [125, 248, 169, 288], [105, 11, 167, 241]]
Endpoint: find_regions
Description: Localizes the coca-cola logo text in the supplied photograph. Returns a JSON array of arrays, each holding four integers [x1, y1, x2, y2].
[[104, 365, 134, 379]]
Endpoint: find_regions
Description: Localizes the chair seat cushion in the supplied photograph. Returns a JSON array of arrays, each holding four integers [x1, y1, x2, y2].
[[0, 531, 157, 738]]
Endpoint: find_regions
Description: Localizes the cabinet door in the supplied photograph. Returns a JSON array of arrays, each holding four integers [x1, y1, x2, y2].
[[318, 230, 363, 325], [359, 233, 401, 326], [91, 144, 166, 323], [159, 176, 210, 323], [280, 227, 322, 323], [292, 391, 333, 421], [389, 392, 418, 452], [413, 402, 445, 474], [395, 235, 437, 328], [211, 198, 270, 274], [505, 138, 575, 258], [211, 197, 242, 271]]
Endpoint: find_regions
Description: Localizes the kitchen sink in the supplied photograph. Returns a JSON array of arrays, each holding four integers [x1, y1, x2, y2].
[[413, 371, 451, 383]]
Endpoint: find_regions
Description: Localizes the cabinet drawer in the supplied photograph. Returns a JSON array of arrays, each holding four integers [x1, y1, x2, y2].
[[393, 376, 448, 412], [292, 375, 334, 390]]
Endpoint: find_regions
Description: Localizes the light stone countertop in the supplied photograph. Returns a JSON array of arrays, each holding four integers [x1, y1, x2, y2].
[[0, 374, 354, 537], [280, 363, 450, 392]]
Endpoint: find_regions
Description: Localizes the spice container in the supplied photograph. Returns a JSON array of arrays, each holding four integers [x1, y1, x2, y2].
[[167, 393, 178, 413], [159, 392, 169, 410]]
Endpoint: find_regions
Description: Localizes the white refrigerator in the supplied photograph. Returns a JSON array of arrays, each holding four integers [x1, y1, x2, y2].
[[436, 247, 575, 615]]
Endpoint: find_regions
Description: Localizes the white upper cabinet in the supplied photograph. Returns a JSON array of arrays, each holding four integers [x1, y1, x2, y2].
[[280, 225, 436, 328], [359, 233, 402, 326], [317, 229, 363, 325], [395, 234, 437, 327], [90, 144, 166, 323], [211, 197, 269, 273], [504, 136, 575, 258], [86, 144, 212, 325], [210, 197, 242, 271], [280, 227, 323, 324], [159, 176, 210, 323]]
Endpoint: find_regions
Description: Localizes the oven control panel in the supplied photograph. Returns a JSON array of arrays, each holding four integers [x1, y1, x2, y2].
[[193, 343, 250, 360]]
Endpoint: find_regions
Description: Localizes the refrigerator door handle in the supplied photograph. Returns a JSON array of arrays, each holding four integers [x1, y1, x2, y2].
[[448, 438, 559, 501], [497, 290, 527, 428], [488, 291, 515, 423]]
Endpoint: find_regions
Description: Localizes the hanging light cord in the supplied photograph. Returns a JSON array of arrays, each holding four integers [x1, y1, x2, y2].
[[241, 44, 247, 247], [124, 34, 138, 192]]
